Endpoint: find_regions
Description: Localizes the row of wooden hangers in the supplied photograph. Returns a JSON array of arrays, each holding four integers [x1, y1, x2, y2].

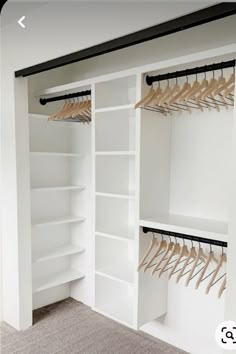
[[138, 233, 227, 298], [135, 68, 235, 115], [48, 96, 91, 123]]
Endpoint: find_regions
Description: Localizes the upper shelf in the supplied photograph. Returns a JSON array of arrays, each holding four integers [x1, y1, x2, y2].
[[139, 214, 228, 242], [30, 152, 85, 157]]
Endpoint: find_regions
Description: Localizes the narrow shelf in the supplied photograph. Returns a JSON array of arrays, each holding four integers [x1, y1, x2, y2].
[[139, 214, 228, 242], [31, 185, 86, 192], [95, 231, 134, 242], [95, 261, 134, 285], [96, 225, 135, 241], [33, 244, 85, 263], [95, 104, 134, 113], [96, 192, 134, 200], [95, 151, 136, 156], [32, 216, 86, 228], [94, 297, 134, 328], [30, 152, 85, 157], [29, 114, 48, 120], [33, 269, 85, 293]]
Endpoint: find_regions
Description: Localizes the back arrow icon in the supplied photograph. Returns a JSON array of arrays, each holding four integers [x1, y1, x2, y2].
[[18, 16, 26, 28]]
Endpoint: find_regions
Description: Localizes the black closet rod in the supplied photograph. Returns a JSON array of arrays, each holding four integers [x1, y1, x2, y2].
[[39, 89, 91, 105], [146, 59, 236, 86], [142, 226, 227, 248]]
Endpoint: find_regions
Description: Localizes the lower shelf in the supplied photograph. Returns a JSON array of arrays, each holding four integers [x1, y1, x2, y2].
[[32, 244, 85, 263], [93, 297, 134, 328], [95, 261, 134, 285], [32, 215, 86, 228], [33, 269, 85, 293]]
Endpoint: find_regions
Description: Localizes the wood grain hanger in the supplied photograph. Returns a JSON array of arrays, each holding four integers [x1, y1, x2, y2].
[[205, 250, 227, 294], [143, 235, 167, 273], [195, 243, 217, 289], [152, 236, 174, 276], [185, 243, 206, 287], [168, 239, 189, 279], [134, 86, 156, 109], [158, 237, 181, 278], [138, 233, 159, 271], [176, 240, 197, 283], [218, 276, 226, 299]]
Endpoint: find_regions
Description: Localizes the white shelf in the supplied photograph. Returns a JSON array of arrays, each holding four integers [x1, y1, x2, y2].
[[93, 297, 134, 328], [29, 114, 48, 120], [30, 152, 85, 157], [96, 224, 135, 240], [140, 214, 228, 242], [32, 216, 86, 228], [33, 269, 85, 293], [95, 231, 134, 242], [33, 244, 85, 263], [31, 185, 86, 192], [95, 151, 136, 156], [95, 262, 134, 285], [95, 104, 134, 113], [96, 192, 134, 200]]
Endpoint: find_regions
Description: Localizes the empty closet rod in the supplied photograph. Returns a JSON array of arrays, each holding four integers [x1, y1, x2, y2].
[[145, 59, 236, 86], [39, 90, 91, 105], [142, 227, 227, 248]]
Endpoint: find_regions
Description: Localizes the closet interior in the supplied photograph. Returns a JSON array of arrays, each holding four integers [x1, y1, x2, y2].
[[26, 47, 236, 353]]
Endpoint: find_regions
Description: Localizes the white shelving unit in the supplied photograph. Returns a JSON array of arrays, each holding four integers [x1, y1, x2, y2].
[[29, 108, 91, 309], [13, 44, 235, 354], [93, 76, 138, 328]]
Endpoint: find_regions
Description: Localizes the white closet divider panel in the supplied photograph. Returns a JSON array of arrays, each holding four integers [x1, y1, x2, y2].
[[137, 228, 168, 328], [95, 236, 134, 284], [94, 274, 134, 328]]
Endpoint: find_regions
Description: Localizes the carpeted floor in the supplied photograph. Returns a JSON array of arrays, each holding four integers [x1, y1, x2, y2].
[[0, 298, 187, 354]]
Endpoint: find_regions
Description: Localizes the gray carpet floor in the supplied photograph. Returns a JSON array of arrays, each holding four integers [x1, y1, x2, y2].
[[0, 298, 187, 354]]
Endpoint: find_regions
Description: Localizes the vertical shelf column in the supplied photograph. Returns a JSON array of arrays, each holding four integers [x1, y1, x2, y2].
[[93, 76, 138, 328]]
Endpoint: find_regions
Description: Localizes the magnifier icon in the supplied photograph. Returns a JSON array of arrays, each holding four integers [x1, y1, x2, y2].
[[226, 331, 234, 340]]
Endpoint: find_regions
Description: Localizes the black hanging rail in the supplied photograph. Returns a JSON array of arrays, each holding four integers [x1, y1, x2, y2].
[[142, 226, 227, 248], [39, 90, 91, 105], [145, 59, 236, 86]]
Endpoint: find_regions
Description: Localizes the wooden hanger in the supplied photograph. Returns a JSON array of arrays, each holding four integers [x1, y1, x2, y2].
[[176, 241, 197, 283], [138, 234, 159, 271], [143, 236, 167, 272], [145, 85, 163, 107], [169, 78, 191, 105], [218, 276, 226, 299], [205, 251, 227, 294], [168, 240, 189, 279], [185, 244, 206, 287], [134, 86, 156, 109], [215, 71, 235, 95], [158, 238, 181, 278], [48, 100, 70, 121], [195, 245, 217, 289], [152, 237, 174, 276]]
